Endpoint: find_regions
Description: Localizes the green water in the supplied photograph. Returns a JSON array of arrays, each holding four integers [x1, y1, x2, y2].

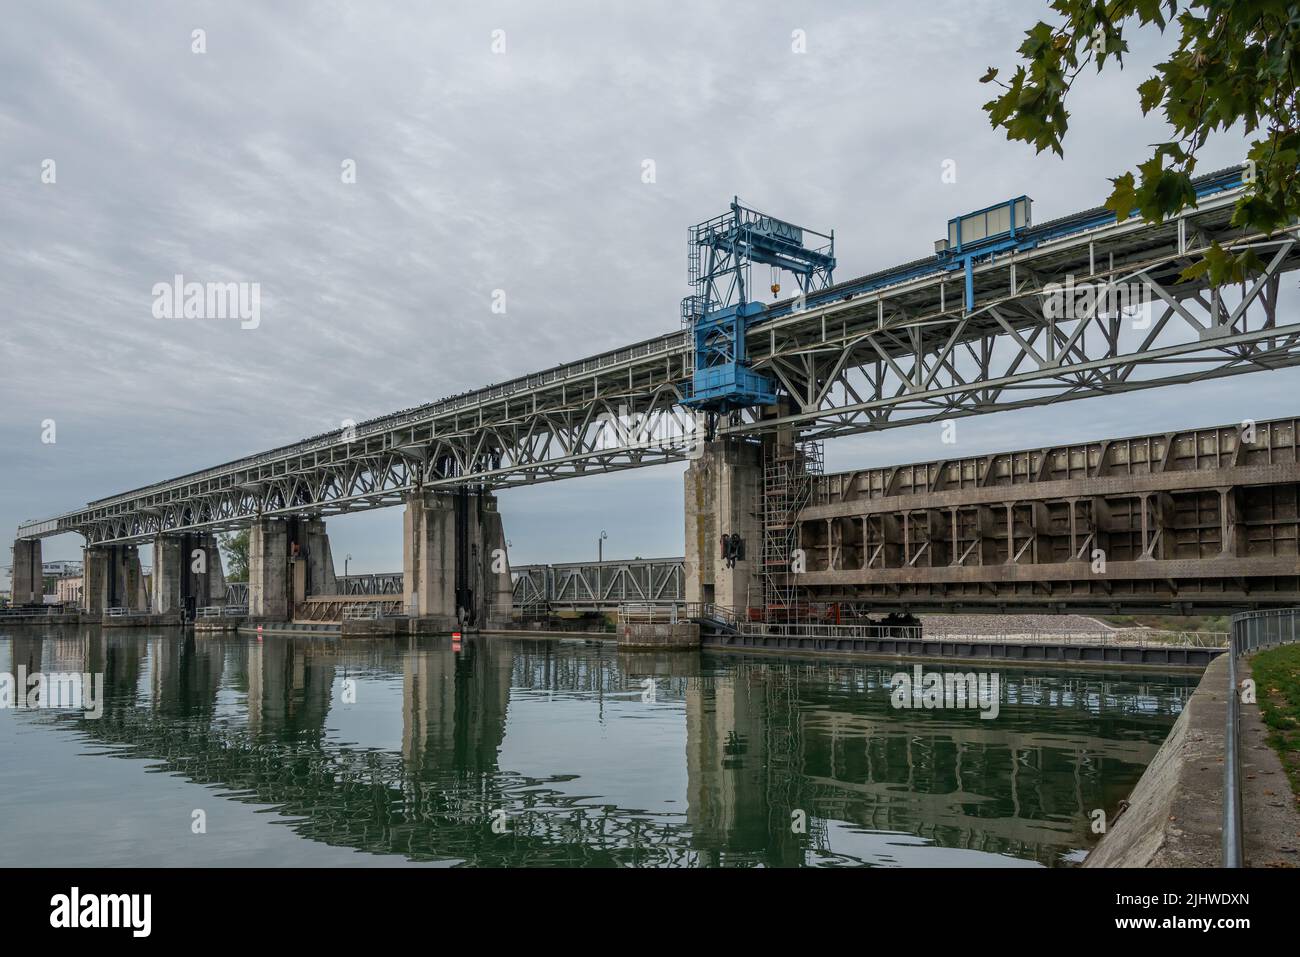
[[0, 628, 1194, 867]]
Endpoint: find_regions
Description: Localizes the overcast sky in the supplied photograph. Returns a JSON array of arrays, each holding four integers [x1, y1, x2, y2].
[[2, 0, 1294, 585]]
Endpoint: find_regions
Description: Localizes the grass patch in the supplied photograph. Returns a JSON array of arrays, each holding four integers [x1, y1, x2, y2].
[[1252, 643, 1300, 800]]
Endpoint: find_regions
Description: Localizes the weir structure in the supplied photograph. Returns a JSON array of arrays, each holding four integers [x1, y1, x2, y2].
[[11, 164, 1300, 630], [793, 415, 1300, 615]]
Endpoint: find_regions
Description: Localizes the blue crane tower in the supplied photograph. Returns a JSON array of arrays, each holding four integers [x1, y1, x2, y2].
[[682, 199, 836, 412]]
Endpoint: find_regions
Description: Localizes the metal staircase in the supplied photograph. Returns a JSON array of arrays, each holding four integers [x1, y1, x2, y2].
[[761, 440, 823, 622]]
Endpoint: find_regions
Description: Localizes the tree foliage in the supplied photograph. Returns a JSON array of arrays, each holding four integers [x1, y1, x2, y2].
[[982, 0, 1299, 283], [219, 529, 250, 582]]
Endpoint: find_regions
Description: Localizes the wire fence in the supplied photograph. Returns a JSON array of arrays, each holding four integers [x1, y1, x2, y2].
[[1224, 607, 1300, 868]]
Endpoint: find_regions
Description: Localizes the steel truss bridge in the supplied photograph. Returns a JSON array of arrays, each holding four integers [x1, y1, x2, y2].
[[511, 557, 685, 612], [226, 560, 687, 613], [18, 166, 1300, 546]]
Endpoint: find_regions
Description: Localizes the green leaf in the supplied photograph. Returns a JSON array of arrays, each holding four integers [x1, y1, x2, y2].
[[1137, 76, 1164, 114], [1105, 172, 1138, 220]]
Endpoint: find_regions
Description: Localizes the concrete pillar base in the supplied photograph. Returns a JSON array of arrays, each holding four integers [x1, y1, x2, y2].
[[249, 520, 289, 619], [152, 533, 227, 615], [403, 490, 512, 629], [407, 615, 462, 635], [11, 538, 42, 606], [684, 439, 763, 615], [83, 544, 147, 613], [249, 517, 337, 620]]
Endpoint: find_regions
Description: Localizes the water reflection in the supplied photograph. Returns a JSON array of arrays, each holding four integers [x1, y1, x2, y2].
[[0, 628, 1193, 867]]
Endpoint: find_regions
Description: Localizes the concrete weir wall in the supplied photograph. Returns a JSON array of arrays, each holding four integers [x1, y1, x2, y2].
[[684, 439, 763, 611]]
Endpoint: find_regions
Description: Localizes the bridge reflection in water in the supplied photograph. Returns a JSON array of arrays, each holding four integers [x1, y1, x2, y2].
[[1, 630, 1192, 867]]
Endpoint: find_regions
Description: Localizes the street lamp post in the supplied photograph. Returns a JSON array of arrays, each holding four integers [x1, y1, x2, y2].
[[599, 530, 607, 564], [345, 553, 352, 577]]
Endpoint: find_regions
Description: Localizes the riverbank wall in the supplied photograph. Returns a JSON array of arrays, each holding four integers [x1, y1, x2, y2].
[[1084, 655, 1228, 867]]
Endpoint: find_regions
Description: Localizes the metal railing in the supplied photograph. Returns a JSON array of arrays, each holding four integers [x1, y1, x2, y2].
[[682, 602, 739, 627], [618, 603, 682, 625], [922, 628, 1229, 649], [0, 604, 71, 617], [757, 621, 924, 641], [197, 605, 247, 618], [1224, 607, 1300, 867]]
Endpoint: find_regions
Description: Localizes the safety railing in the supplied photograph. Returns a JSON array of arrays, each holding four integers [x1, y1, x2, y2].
[[105, 607, 132, 617], [197, 605, 248, 618], [756, 621, 925, 641], [0, 604, 71, 617], [617, 603, 682, 625], [343, 604, 382, 621], [681, 602, 739, 627], [922, 628, 1229, 649], [1224, 607, 1300, 868]]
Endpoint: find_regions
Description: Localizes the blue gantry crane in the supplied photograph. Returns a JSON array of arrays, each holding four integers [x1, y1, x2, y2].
[[682, 199, 836, 412]]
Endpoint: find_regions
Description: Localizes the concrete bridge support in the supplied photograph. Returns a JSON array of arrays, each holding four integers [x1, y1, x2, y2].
[[152, 533, 227, 615], [403, 489, 512, 631], [248, 517, 336, 620], [82, 544, 147, 613], [684, 439, 763, 613], [10, 538, 42, 605]]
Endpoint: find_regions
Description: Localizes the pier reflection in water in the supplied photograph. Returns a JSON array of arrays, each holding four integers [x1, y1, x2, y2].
[[0, 629, 1194, 867]]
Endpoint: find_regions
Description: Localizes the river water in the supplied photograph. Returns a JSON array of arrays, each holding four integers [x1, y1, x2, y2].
[[0, 628, 1195, 867]]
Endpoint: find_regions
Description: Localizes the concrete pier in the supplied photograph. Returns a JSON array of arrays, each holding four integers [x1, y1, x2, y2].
[[249, 519, 289, 619], [684, 439, 763, 612], [10, 538, 42, 605], [83, 544, 148, 613], [403, 490, 512, 631], [249, 516, 336, 619], [152, 533, 227, 615]]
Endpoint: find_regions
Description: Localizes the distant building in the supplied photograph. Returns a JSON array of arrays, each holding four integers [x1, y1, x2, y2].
[[56, 575, 83, 605]]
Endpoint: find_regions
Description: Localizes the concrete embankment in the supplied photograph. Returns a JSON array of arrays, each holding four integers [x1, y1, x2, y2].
[[1085, 652, 1300, 867], [1085, 655, 1228, 867]]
